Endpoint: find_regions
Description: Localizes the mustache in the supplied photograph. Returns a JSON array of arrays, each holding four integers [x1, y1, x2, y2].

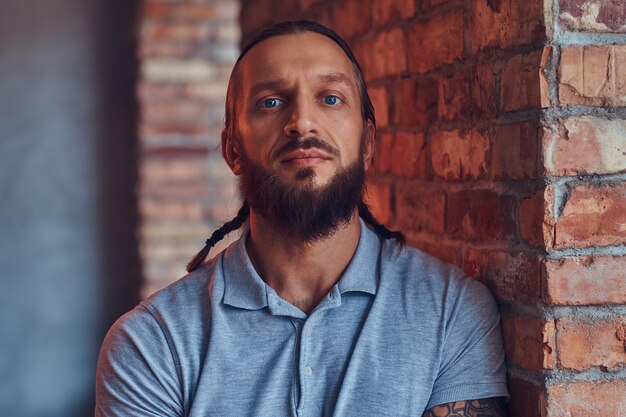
[[273, 137, 339, 160]]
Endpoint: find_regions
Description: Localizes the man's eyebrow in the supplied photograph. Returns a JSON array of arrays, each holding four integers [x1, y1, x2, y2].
[[249, 80, 290, 98], [317, 73, 353, 87]]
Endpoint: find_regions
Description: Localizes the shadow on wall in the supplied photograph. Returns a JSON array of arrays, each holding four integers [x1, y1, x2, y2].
[[0, 0, 140, 416]]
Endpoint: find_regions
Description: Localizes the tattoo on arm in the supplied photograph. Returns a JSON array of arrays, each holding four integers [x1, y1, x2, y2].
[[423, 397, 507, 417]]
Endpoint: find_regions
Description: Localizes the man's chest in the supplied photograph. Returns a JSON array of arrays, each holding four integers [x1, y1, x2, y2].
[[185, 294, 441, 417]]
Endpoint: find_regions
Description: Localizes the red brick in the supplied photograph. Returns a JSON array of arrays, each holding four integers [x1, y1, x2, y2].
[[391, 77, 438, 127], [470, 0, 544, 53], [332, 0, 371, 39], [470, 62, 497, 118], [299, 0, 324, 9], [364, 27, 407, 80], [407, 9, 464, 73], [410, 238, 459, 266], [546, 380, 626, 417], [177, 3, 235, 21], [559, 45, 626, 106], [462, 249, 542, 304], [368, 86, 389, 128], [374, 132, 393, 175], [364, 181, 393, 225], [556, 316, 626, 371], [500, 49, 544, 112], [423, 0, 455, 10], [493, 121, 539, 179], [438, 71, 470, 121], [431, 129, 490, 180], [544, 256, 626, 305], [559, 0, 626, 32], [540, 46, 552, 107], [390, 132, 427, 178], [543, 116, 626, 176], [141, 2, 172, 19], [446, 190, 516, 241], [501, 312, 555, 370], [507, 376, 543, 417], [555, 183, 626, 248], [519, 189, 554, 248], [395, 183, 446, 234], [372, 0, 415, 26], [141, 22, 210, 42]]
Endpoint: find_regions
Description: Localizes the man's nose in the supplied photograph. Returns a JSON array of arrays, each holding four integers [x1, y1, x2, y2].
[[283, 99, 318, 138]]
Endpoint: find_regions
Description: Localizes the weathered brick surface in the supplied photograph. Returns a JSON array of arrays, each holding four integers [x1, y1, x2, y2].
[[492, 121, 539, 179], [431, 129, 490, 180], [556, 316, 626, 371], [559, 0, 626, 32], [372, 0, 415, 26], [407, 9, 464, 73], [559, 45, 626, 106], [331, 0, 370, 39], [546, 380, 626, 417], [364, 181, 392, 225], [368, 86, 389, 128], [507, 376, 542, 417], [395, 183, 446, 234], [462, 249, 542, 304], [470, 0, 544, 53], [364, 27, 407, 80], [500, 49, 544, 112], [544, 256, 626, 305], [501, 312, 555, 370], [437, 64, 496, 121], [390, 132, 427, 178], [373, 132, 393, 175], [391, 77, 438, 127], [544, 116, 626, 176], [446, 190, 516, 241], [519, 188, 554, 248], [555, 183, 626, 248]]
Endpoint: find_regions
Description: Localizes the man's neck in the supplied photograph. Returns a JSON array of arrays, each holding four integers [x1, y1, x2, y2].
[[245, 211, 361, 315]]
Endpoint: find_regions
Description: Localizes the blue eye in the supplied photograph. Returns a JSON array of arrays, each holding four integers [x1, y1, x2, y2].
[[261, 98, 283, 108], [323, 95, 341, 105]]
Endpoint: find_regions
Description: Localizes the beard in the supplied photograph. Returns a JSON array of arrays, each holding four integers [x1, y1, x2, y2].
[[239, 138, 366, 243]]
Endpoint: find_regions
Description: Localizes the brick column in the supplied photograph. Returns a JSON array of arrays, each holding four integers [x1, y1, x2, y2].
[[138, 0, 241, 297], [533, 0, 626, 415]]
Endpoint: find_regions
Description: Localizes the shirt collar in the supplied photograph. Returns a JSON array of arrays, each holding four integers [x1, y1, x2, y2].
[[222, 218, 381, 310]]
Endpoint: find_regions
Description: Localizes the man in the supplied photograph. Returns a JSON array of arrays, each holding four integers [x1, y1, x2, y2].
[[96, 21, 508, 416]]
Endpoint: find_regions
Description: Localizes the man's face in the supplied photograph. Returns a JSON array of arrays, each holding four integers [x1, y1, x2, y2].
[[222, 31, 375, 241], [225, 31, 374, 188]]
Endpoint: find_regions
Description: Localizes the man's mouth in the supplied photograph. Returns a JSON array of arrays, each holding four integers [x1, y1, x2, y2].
[[280, 149, 331, 167]]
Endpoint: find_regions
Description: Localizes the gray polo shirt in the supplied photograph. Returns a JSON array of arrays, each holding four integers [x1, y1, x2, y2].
[[96, 220, 508, 416]]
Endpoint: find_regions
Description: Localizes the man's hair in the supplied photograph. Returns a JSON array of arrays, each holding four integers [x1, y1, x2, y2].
[[187, 20, 404, 272]]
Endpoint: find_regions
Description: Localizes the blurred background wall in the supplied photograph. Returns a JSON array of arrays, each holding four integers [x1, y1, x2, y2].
[[2, 0, 137, 415], [0, 0, 239, 415]]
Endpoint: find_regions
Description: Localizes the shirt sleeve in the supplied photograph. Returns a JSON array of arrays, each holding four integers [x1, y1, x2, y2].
[[426, 276, 509, 410], [95, 304, 184, 417]]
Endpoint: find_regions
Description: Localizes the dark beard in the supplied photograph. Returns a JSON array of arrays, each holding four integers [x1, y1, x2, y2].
[[239, 148, 365, 243]]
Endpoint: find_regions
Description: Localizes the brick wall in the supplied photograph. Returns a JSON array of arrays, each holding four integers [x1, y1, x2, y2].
[[239, 0, 626, 415], [138, 0, 240, 297]]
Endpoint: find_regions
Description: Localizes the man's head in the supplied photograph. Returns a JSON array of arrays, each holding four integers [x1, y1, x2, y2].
[[187, 21, 403, 272], [222, 22, 375, 241]]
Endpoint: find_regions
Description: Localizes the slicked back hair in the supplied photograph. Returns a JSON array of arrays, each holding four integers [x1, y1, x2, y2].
[[187, 20, 404, 272]]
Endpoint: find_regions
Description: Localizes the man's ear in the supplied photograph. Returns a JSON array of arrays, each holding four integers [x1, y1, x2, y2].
[[363, 120, 375, 172], [221, 129, 243, 175]]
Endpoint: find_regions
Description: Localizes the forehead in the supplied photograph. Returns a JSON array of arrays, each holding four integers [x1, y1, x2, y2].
[[238, 32, 358, 92]]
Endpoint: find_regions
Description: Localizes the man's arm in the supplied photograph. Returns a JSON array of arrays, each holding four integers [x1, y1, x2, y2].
[[423, 397, 507, 417]]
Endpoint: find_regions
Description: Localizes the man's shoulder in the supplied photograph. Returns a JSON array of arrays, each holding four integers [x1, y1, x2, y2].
[[378, 239, 496, 308]]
